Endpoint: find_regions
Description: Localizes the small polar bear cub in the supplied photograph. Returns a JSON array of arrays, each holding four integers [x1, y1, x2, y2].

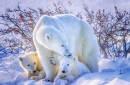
[[52, 54, 90, 83], [19, 52, 45, 80]]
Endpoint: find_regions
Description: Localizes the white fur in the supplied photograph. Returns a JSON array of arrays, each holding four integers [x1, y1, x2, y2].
[[33, 14, 99, 81], [54, 56, 90, 83], [19, 52, 45, 80]]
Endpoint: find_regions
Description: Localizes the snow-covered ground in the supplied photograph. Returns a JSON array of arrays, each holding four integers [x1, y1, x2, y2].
[[0, 55, 130, 85]]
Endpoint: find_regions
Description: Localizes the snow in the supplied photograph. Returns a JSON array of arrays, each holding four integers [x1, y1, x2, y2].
[[99, 57, 130, 72], [0, 55, 130, 85]]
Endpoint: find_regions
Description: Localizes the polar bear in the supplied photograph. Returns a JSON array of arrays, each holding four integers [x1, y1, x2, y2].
[[33, 14, 99, 81], [54, 56, 90, 83], [19, 52, 45, 80]]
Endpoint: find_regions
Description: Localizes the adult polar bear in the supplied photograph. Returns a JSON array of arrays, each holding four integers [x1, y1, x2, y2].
[[33, 14, 99, 82]]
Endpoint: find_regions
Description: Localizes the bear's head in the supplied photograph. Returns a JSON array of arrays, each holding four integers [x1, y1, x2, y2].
[[58, 56, 77, 73], [19, 52, 37, 73], [36, 26, 72, 57]]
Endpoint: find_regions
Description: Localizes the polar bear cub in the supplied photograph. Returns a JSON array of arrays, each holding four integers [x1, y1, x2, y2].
[[53, 55, 90, 83], [19, 52, 45, 80]]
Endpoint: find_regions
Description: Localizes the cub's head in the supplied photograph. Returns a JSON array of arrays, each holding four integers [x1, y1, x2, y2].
[[58, 56, 77, 74], [19, 52, 37, 73], [36, 27, 72, 57]]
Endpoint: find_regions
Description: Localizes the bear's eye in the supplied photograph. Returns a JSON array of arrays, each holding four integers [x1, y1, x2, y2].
[[34, 62, 36, 65], [67, 64, 69, 66], [27, 64, 30, 66], [61, 45, 64, 47]]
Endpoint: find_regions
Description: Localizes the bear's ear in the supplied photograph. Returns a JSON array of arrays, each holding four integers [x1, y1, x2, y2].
[[19, 57, 22, 61], [33, 52, 37, 56], [45, 34, 51, 41]]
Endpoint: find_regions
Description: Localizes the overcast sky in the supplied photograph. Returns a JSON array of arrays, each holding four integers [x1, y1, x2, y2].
[[84, 0, 130, 12], [0, 0, 130, 14]]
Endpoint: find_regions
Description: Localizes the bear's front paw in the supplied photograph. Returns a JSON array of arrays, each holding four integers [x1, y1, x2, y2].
[[42, 79, 51, 82], [37, 73, 44, 79], [66, 75, 75, 82], [50, 57, 56, 65], [31, 76, 37, 80]]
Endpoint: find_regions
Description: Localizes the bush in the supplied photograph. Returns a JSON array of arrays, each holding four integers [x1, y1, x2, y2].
[[0, 1, 130, 59]]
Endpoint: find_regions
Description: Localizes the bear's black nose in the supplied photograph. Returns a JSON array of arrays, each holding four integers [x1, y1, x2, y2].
[[62, 71, 65, 73], [33, 71, 36, 73], [68, 54, 72, 57]]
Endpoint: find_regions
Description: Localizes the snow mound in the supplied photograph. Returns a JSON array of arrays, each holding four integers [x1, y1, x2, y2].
[[0, 55, 130, 85], [98, 57, 130, 72], [106, 78, 130, 85]]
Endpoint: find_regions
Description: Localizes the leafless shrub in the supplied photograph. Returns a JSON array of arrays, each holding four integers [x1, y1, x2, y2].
[[83, 5, 130, 59], [0, 1, 72, 57], [0, 1, 130, 59]]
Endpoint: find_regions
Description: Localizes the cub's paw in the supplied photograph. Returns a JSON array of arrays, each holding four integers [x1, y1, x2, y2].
[[50, 57, 56, 65], [31, 76, 37, 80], [66, 75, 75, 82]]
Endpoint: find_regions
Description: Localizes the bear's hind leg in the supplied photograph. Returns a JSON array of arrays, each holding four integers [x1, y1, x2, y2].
[[82, 50, 98, 72]]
